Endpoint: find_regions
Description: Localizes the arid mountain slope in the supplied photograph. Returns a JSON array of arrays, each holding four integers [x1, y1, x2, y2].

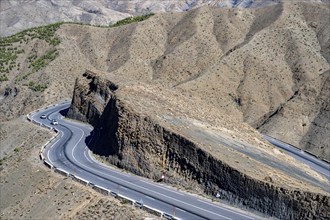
[[1, 0, 329, 37], [1, 2, 329, 159], [97, 2, 330, 159], [173, 3, 330, 158]]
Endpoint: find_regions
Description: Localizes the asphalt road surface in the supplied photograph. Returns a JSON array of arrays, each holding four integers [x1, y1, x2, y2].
[[30, 102, 259, 220], [263, 135, 330, 181], [29, 102, 329, 219]]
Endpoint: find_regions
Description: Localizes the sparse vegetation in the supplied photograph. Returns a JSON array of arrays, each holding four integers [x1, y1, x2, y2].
[[14, 49, 58, 83], [111, 13, 155, 27], [31, 49, 58, 72], [0, 23, 62, 76], [15, 72, 32, 82], [0, 22, 63, 46], [120, 198, 131, 205], [0, 74, 9, 81], [0, 156, 7, 165], [1, 15, 154, 76], [28, 81, 47, 92]]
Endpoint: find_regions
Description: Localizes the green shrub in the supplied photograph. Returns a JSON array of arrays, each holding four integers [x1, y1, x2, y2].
[[111, 13, 155, 27], [31, 49, 58, 72], [0, 74, 8, 81], [0, 22, 63, 45], [50, 37, 61, 46], [28, 81, 47, 92], [121, 198, 131, 204], [0, 156, 7, 165], [15, 72, 32, 82], [0, 48, 17, 66]]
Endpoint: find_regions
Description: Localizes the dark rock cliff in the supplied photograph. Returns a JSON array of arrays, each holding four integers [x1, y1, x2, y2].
[[68, 71, 330, 220]]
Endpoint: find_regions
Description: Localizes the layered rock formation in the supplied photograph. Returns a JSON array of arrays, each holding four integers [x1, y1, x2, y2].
[[68, 70, 330, 219]]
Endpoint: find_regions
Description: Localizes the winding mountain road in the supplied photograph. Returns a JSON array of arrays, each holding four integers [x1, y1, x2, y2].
[[28, 101, 329, 219], [29, 102, 259, 220]]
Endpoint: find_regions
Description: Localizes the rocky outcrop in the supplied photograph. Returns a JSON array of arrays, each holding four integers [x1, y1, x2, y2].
[[67, 70, 118, 125], [68, 71, 330, 219]]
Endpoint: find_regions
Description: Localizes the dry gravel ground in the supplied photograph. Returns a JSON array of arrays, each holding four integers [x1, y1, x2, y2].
[[0, 118, 159, 219]]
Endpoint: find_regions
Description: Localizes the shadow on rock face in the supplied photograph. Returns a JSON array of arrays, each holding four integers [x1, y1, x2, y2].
[[59, 108, 69, 117], [84, 96, 119, 157]]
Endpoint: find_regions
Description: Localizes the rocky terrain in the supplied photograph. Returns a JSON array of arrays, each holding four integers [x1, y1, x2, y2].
[[1, 0, 330, 219]]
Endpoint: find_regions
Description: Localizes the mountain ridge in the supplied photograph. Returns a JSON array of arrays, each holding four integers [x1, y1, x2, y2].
[[1, 0, 329, 37]]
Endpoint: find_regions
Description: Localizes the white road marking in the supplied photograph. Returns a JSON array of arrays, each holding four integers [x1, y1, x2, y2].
[[45, 133, 62, 165], [84, 150, 93, 164], [33, 105, 247, 220], [87, 151, 131, 177], [146, 196, 155, 201], [176, 208, 186, 213], [70, 126, 86, 166], [140, 180, 185, 196], [66, 131, 233, 220], [62, 122, 233, 219], [47, 150, 52, 163], [50, 131, 63, 149], [197, 199, 254, 219]]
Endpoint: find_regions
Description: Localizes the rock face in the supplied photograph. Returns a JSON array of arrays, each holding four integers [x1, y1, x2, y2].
[[68, 70, 330, 219], [67, 70, 118, 125]]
